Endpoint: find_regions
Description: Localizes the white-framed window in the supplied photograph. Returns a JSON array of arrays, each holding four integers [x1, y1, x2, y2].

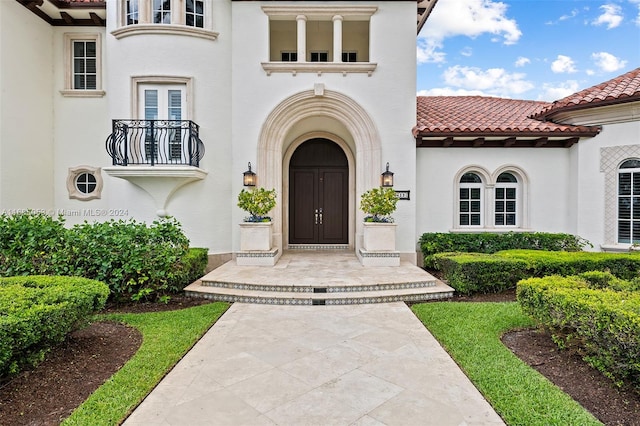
[[310, 51, 329, 62], [126, 0, 139, 24], [67, 166, 103, 200], [454, 166, 528, 231], [281, 51, 298, 62], [495, 172, 518, 227], [185, 0, 204, 28], [459, 172, 483, 227], [342, 51, 357, 62], [114, 0, 217, 40], [61, 33, 104, 97], [617, 159, 640, 244], [152, 0, 171, 24]]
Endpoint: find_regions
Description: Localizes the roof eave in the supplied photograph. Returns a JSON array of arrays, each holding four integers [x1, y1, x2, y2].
[[416, 0, 438, 34]]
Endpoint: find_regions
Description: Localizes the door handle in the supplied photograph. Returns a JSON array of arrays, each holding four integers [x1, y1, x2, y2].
[[315, 209, 318, 225], [319, 208, 323, 225]]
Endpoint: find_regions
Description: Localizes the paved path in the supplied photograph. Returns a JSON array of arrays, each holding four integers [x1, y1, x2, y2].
[[124, 302, 504, 425]]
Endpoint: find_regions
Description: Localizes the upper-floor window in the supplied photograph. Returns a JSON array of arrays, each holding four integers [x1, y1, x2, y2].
[[72, 40, 97, 90], [186, 0, 204, 28], [310, 51, 328, 62], [126, 0, 139, 25], [618, 159, 640, 244], [261, 6, 377, 75], [153, 0, 171, 24], [61, 33, 104, 97], [113, 0, 217, 40]]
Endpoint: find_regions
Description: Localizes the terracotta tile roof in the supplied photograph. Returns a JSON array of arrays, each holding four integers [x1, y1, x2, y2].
[[533, 67, 640, 120], [414, 96, 600, 137]]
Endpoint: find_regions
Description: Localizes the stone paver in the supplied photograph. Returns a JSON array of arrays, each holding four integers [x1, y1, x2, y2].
[[123, 302, 504, 426]]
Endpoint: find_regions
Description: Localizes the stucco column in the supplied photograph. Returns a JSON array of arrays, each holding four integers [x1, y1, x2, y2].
[[296, 15, 307, 62], [332, 15, 343, 62]]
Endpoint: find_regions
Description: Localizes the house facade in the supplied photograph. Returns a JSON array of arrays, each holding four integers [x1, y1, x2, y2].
[[1, 0, 639, 268]]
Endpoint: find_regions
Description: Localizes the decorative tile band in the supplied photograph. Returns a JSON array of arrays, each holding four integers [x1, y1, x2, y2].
[[200, 280, 436, 292], [236, 249, 279, 258], [202, 281, 313, 293], [288, 245, 349, 250], [185, 290, 454, 305], [358, 249, 400, 258]]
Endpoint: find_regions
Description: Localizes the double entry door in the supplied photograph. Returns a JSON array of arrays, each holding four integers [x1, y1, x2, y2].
[[289, 139, 348, 245]]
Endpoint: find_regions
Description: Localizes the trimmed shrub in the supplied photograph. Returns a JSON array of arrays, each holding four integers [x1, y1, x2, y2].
[[517, 273, 640, 392], [433, 249, 640, 294], [432, 252, 529, 294], [65, 218, 189, 301], [0, 212, 68, 276], [419, 232, 590, 268], [0, 276, 109, 378], [0, 212, 208, 302]]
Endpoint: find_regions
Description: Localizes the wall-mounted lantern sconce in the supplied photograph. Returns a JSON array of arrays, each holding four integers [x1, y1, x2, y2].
[[243, 162, 256, 186], [381, 162, 394, 187]]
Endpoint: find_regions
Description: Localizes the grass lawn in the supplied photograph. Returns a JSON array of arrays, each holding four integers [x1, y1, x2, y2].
[[62, 302, 229, 426], [411, 301, 602, 426]]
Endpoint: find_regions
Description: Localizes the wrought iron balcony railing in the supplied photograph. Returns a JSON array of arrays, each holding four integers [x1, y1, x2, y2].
[[106, 120, 205, 167]]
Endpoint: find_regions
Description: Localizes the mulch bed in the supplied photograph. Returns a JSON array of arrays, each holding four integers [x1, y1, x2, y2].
[[1, 293, 639, 425]]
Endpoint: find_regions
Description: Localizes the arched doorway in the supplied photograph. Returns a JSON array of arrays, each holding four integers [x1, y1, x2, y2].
[[289, 138, 349, 245]]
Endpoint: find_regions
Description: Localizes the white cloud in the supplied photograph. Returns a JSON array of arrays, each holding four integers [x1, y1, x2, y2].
[[417, 0, 521, 64], [440, 65, 534, 97], [560, 9, 580, 21], [537, 80, 581, 102], [592, 4, 623, 29], [591, 51, 628, 72], [630, 0, 640, 25], [417, 88, 490, 96], [461, 46, 473, 57], [515, 56, 530, 67], [551, 55, 578, 73]]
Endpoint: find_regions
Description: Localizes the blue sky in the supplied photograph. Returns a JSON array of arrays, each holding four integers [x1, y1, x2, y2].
[[417, 0, 640, 101]]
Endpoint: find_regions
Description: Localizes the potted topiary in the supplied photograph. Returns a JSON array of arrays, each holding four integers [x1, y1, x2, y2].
[[237, 187, 276, 251], [359, 187, 399, 251]]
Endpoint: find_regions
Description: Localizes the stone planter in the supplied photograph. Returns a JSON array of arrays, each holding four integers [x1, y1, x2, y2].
[[239, 222, 272, 251], [360, 222, 399, 266], [362, 222, 397, 251]]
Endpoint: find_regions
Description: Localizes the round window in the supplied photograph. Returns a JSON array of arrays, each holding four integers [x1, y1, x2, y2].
[[75, 172, 97, 194]]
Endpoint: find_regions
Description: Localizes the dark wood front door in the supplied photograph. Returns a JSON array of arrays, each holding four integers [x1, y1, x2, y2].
[[289, 139, 348, 245]]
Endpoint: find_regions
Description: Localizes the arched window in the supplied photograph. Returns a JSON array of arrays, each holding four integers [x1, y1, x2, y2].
[[618, 159, 640, 244], [495, 172, 518, 227], [459, 172, 483, 226]]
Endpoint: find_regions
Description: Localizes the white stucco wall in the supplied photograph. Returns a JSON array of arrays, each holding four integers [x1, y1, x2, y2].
[[573, 120, 640, 249], [416, 147, 574, 236], [0, 1, 54, 212], [102, 0, 233, 252], [230, 1, 418, 259], [50, 27, 111, 224]]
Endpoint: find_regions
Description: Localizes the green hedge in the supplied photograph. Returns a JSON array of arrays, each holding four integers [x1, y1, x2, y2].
[[517, 272, 640, 393], [433, 249, 640, 294], [0, 212, 208, 302], [0, 276, 109, 378], [419, 232, 589, 268]]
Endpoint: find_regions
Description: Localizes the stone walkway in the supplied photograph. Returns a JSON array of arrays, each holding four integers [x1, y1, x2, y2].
[[124, 302, 504, 425]]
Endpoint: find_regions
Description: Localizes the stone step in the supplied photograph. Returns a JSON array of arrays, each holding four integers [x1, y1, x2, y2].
[[199, 279, 436, 293], [184, 280, 454, 305]]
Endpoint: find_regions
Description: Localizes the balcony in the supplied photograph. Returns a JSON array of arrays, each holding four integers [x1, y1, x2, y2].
[[104, 119, 208, 217], [106, 119, 205, 167]]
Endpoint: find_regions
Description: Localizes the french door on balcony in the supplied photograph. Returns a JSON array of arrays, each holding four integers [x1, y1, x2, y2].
[[138, 84, 186, 164]]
